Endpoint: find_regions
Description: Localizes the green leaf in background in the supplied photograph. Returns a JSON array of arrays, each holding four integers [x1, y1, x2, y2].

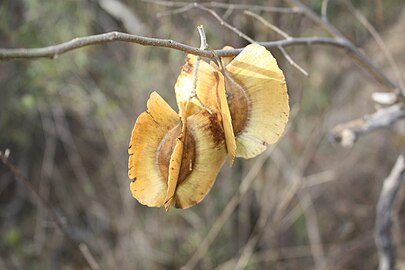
[[3, 228, 22, 248]]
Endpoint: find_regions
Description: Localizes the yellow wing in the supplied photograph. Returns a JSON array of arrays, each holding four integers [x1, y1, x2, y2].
[[225, 43, 289, 158], [128, 92, 179, 207]]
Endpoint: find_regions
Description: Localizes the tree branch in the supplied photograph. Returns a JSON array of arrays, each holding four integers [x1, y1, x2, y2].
[[0, 31, 347, 60], [375, 153, 405, 270], [329, 104, 405, 147], [1, 0, 401, 95]]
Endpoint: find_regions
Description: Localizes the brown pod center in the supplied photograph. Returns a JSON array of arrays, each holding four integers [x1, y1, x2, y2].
[[156, 123, 196, 185], [224, 74, 249, 135]]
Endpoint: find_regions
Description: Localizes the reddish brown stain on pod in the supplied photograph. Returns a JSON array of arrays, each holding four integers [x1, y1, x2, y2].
[[203, 110, 225, 147], [182, 55, 194, 74]]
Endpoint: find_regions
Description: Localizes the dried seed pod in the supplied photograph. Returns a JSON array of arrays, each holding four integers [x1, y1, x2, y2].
[[175, 55, 237, 165], [128, 92, 227, 209], [223, 43, 289, 158], [175, 43, 289, 161]]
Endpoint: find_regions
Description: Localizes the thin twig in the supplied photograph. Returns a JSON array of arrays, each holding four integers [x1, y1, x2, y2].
[[0, 150, 100, 270], [321, 0, 329, 21], [243, 11, 308, 76], [298, 193, 326, 270], [79, 243, 101, 270], [143, 0, 300, 14], [375, 153, 405, 270], [222, 6, 234, 20], [196, 4, 256, 44], [244, 10, 290, 39], [286, 0, 342, 38], [156, 3, 194, 18], [189, 25, 208, 103], [197, 25, 208, 50], [156, 2, 258, 44], [278, 46, 309, 76], [302, 170, 335, 188], [190, 27, 203, 97], [202, 5, 308, 76], [205, 7, 308, 76]]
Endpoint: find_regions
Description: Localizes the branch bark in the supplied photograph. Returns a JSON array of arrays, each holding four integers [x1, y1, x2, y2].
[[375, 153, 405, 270]]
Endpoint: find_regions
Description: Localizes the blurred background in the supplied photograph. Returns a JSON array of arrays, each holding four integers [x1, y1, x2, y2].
[[1, 0, 405, 269]]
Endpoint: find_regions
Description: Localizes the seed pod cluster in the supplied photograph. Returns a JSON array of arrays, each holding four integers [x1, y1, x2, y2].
[[128, 43, 289, 210]]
